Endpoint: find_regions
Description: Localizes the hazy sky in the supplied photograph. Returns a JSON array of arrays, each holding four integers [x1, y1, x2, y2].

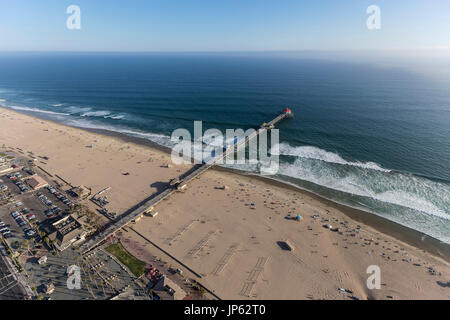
[[1, 0, 449, 52]]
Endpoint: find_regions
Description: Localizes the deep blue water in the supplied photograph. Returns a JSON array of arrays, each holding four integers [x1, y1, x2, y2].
[[0, 52, 449, 242]]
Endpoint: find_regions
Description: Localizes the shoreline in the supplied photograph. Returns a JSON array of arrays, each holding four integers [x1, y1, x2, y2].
[[83, 122, 450, 262], [2, 106, 450, 262], [2, 105, 450, 299]]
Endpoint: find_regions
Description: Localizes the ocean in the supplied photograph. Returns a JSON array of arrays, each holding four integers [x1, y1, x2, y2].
[[0, 52, 449, 243]]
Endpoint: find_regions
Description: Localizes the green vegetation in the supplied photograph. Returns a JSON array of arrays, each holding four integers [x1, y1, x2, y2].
[[105, 242, 146, 277]]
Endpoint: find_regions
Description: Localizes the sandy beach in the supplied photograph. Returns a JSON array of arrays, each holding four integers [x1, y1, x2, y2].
[[1, 106, 449, 300]]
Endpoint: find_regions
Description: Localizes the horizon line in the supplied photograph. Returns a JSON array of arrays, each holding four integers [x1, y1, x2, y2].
[[0, 48, 449, 54]]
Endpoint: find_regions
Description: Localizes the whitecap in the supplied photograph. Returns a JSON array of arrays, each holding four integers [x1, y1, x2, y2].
[[104, 114, 125, 120], [10, 105, 70, 116], [80, 110, 112, 117], [273, 143, 390, 172], [277, 157, 450, 220], [65, 106, 92, 114]]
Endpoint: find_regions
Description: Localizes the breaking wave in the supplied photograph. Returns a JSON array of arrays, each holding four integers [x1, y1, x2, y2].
[[62, 106, 126, 120], [80, 110, 112, 117], [275, 142, 390, 172], [10, 105, 69, 116], [273, 142, 450, 221], [3, 101, 449, 243]]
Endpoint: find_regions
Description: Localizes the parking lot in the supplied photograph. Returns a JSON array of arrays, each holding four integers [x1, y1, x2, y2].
[[0, 250, 27, 300], [0, 171, 78, 264]]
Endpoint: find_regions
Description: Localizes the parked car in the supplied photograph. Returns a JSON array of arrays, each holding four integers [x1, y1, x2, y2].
[[2, 231, 11, 238], [26, 231, 36, 238], [45, 210, 54, 218], [16, 218, 26, 227], [11, 211, 21, 218]]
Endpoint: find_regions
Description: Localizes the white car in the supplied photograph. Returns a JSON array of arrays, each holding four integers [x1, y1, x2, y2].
[[11, 211, 21, 218], [26, 230, 36, 237], [2, 230, 11, 237]]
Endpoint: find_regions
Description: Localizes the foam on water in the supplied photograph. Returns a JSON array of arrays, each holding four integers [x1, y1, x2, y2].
[[1, 93, 449, 243], [80, 110, 112, 117], [272, 143, 450, 221], [10, 105, 70, 116], [275, 142, 390, 172], [65, 118, 174, 147], [104, 114, 125, 120], [65, 106, 92, 114]]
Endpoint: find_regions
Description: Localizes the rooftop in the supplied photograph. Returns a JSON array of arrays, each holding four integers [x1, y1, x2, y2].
[[27, 175, 48, 190]]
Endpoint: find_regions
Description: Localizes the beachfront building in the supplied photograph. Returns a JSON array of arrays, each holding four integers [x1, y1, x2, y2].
[[26, 174, 48, 190], [152, 275, 187, 300], [37, 255, 47, 265], [0, 163, 13, 174], [68, 185, 90, 199], [110, 287, 150, 300], [0, 156, 13, 174], [47, 215, 87, 251], [43, 282, 55, 295]]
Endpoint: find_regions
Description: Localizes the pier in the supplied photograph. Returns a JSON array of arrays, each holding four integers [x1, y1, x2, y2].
[[80, 108, 292, 253]]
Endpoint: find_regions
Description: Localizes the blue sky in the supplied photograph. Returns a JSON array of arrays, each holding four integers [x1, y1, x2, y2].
[[0, 0, 449, 51]]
